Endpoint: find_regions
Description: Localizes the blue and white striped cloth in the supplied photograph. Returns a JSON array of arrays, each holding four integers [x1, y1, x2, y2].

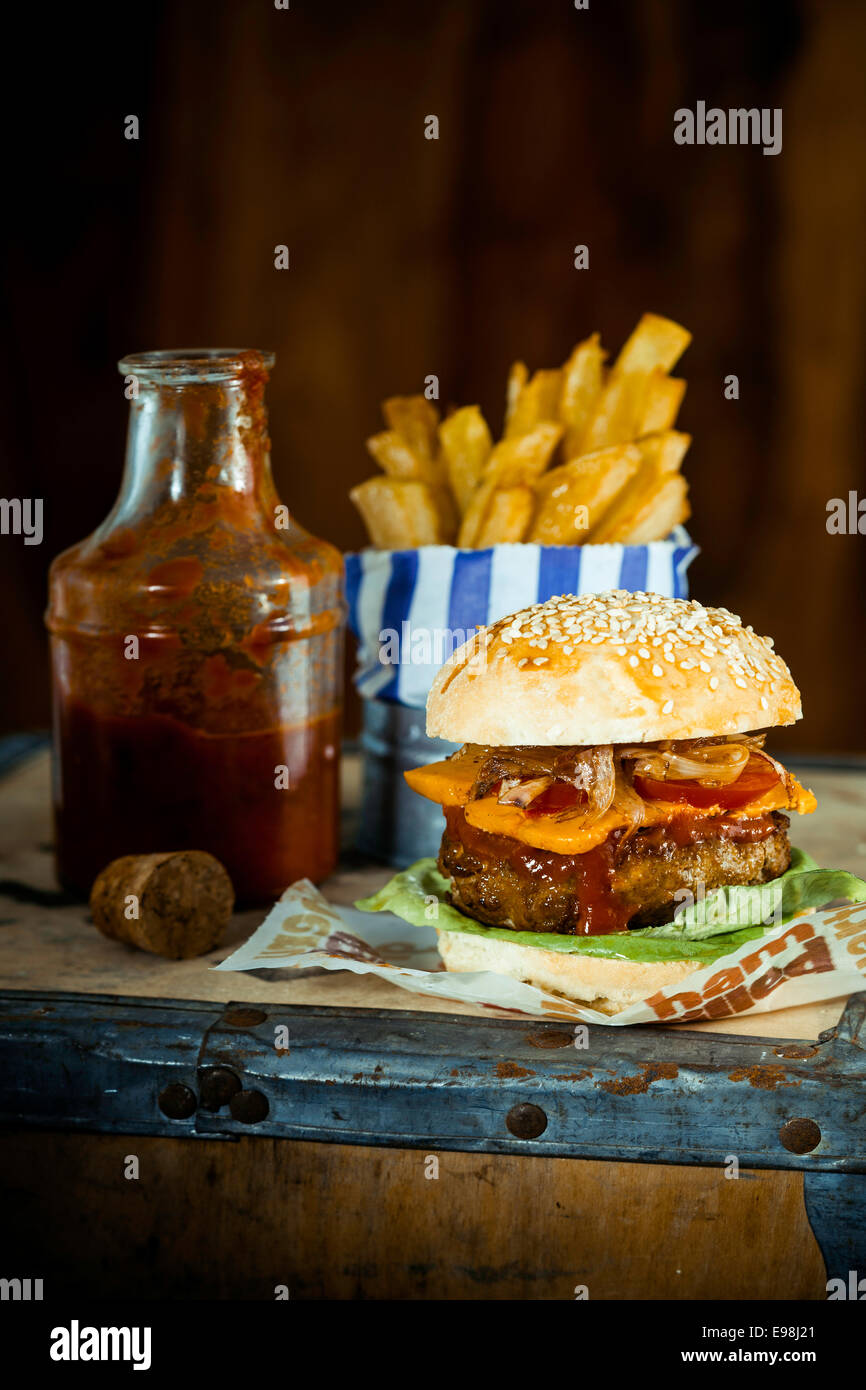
[[345, 526, 699, 709]]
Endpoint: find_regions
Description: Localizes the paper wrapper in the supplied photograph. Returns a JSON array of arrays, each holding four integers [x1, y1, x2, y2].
[[214, 880, 866, 1025], [344, 527, 698, 708]]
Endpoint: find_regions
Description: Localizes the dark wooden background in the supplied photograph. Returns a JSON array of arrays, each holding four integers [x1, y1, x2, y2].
[[2, 0, 865, 751]]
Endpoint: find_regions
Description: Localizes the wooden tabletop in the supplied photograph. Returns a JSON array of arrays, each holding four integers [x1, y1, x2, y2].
[[1, 748, 863, 1040]]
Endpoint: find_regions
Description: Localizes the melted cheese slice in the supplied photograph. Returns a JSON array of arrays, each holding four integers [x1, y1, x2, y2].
[[404, 756, 816, 856], [405, 757, 481, 806]]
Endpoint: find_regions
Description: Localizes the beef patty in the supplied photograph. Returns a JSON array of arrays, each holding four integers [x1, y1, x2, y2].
[[439, 807, 791, 935]]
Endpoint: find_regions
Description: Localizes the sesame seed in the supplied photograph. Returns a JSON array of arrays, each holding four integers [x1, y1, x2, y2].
[[478, 593, 790, 704], [662, 699, 674, 715]]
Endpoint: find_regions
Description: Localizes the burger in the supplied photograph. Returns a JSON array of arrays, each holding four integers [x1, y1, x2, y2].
[[358, 590, 838, 1014]]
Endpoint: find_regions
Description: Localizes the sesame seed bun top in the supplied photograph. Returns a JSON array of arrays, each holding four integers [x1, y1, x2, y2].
[[426, 590, 802, 745]]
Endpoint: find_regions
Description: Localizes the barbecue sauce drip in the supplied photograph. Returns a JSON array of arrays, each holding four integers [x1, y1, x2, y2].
[[442, 806, 778, 936], [443, 807, 629, 935], [647, 813, 778, 847]]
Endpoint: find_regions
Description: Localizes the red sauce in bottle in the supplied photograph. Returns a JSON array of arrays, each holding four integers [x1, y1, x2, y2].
[[53, 702, 340, 902], [47, 350, 344, 903]]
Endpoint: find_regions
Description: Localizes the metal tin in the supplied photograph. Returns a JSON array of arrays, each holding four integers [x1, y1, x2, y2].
[[356, 700, 456, 865]]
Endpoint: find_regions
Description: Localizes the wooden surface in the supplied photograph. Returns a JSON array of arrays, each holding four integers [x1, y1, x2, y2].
[[0, 1129, 827, 1301], [0, 750, 861, 1039]]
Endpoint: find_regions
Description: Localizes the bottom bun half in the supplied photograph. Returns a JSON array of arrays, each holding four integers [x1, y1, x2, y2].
[[435, 927, 700, 1016]]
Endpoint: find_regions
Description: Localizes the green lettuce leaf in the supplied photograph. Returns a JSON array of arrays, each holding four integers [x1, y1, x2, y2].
[[629, 846, 818, 940], [355, 849, 866, 966]]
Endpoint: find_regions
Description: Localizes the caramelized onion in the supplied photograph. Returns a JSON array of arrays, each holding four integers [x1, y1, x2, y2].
[[752, 746, 798, 801], [483, 748, 618, 823], [497, 775, 553, 807], [470, 746, 558, 800], [462, 733, 779, 818], [551, 745, 616, 822], [619, 735, 765, 787], [626, 746, 749, 787], [611, 767, 646, 844]]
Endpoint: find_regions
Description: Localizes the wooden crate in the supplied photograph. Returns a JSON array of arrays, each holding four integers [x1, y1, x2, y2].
[[1, 748, 864, 1300]]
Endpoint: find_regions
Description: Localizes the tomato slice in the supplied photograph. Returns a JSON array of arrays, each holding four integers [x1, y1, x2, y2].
[[633, 753, 782, 810], [524, 782, 588, 817]]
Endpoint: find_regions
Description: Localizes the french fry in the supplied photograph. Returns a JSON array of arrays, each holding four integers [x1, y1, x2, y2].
[[486, 422, 562, 485], [457, 422, 562, 546], [609, 473, 690, 544], [581, 314, 691, 451], [432, 484, 459, 544], [504, 361, 529, 432], [635, 428, 691, 475], [382, 395, 440, 462], [638, 371, 686, 434], [586, 430, 691, 542], [560, 333, 606, 458], [350, 477, 445, 548], [457, 477, 498, 548], [580, 368, 653, 452], [528, 443, 642, 545], [438, 406, 492, 514], [365, 429, 439, 484], [354, 313, 693, 549], [474, 486, 535, 546], [614, 313, 692, 375], [505, 368, 563, 437]]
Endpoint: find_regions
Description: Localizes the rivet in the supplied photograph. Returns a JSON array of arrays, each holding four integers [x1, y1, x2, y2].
[[229, 1089, 269, 1124], [199, 1066, 242, 1111], [506, 1102, 547, 1139], [158, 1083, 197, 1120], [223, 1007, 267, 1028], [779, 1117, 822, 1154], [526, 1030, 574, 1050]]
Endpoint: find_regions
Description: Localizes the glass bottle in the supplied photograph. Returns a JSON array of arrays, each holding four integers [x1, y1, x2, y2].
[[46, 349, 344, 903]]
